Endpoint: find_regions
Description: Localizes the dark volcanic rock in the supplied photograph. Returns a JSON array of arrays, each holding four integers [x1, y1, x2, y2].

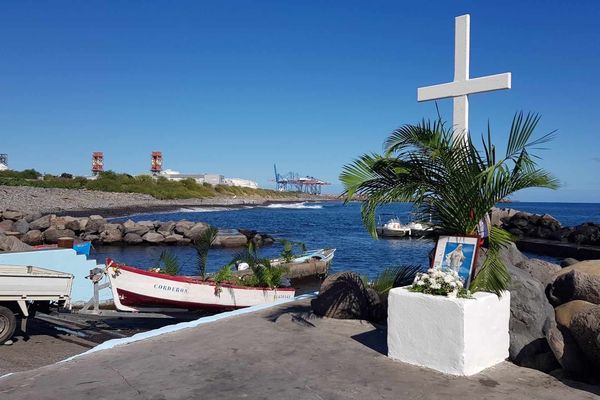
[[123, 232, 143, 244], [311, 272, 371, 320], [21, 229, 43, 245], [29, 215, 52, 231], [122, 220, 150, 236], [100, 228, 122, 243], [508, 263, 557, 371], [185, 222, 210, 241], [143, 232, 164, 243], [570, 305, 600, 372], [515, 258, 561, 288], [544, 318, 591, 379], [0, 220, 14, 233], [13, 219, 30, 235], [42, 228, 75, 244], [547, 261, 600, 306], [0, 234, 33, 252]]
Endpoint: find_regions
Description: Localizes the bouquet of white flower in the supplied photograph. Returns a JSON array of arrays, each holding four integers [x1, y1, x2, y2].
[[410, 268, 471, 298]]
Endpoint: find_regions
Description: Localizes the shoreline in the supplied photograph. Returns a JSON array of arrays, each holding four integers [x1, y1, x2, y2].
[[0, 185, 338, 218]]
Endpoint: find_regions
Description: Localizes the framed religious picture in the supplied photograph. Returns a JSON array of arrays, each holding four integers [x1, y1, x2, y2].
[[431, 235, 480, 288]]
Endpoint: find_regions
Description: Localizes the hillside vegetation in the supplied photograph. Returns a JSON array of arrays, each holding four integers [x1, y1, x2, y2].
[[0, 169, 302, 200]]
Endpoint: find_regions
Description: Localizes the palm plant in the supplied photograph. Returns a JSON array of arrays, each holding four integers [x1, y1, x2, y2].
[[153, 250, 180, 276], [366, 265, 424, 296], [340, 112, 559, 295], [194, 226, 218, 278]]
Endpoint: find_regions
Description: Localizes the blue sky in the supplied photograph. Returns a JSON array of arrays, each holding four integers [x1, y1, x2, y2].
[[0, 1, 598, 201]]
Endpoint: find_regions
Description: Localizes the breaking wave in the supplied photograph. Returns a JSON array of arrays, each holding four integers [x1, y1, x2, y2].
[[264, 202, 323, 209]]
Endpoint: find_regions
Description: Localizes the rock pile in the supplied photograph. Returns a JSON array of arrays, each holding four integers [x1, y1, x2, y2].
[[0, 209, 274, 249], [493, 207, 600, 246]]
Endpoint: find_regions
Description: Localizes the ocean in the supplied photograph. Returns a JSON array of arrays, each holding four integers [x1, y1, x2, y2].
[[90, 201, 600, 278]]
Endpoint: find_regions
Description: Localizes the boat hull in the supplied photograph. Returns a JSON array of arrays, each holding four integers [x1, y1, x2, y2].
[[107, 262, 296, 312], [377, 227, 409, 237]]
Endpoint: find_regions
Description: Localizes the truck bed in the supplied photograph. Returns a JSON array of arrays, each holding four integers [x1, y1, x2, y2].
[[0, 265, 74, 302]]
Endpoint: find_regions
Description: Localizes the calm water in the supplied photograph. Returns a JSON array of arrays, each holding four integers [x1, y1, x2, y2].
[[90, 201, 600, 278]]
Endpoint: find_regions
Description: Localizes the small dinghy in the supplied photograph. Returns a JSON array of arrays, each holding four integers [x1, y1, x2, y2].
[[106, 259, 296, 313]]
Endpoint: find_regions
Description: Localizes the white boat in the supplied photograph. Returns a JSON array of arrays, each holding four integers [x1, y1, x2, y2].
[[376, 215, 434, 238], [376, 217, 411, 237], [271, 248, 336, 266], [106, 259, 296, 313]]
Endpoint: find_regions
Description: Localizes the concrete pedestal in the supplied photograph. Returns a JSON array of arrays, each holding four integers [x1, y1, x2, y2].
[[387, 287, 510, 376]]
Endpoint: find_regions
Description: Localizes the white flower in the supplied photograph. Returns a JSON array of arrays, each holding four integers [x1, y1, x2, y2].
[[416, 280, 425, 286], [449, 281, 457, 288], [447, 290, 457, 298]]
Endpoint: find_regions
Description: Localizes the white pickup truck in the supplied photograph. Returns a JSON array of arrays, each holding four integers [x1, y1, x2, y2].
[[0, 265, 73, 344]]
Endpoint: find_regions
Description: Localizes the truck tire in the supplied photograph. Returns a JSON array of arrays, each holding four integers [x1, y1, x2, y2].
[[0, 305, 17, 344]]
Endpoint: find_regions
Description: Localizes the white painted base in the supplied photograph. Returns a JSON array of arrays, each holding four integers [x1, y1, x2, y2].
[[387, 287, 510, 376]]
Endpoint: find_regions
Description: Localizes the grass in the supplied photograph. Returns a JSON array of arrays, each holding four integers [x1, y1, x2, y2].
[[0, 169, 307, 200]]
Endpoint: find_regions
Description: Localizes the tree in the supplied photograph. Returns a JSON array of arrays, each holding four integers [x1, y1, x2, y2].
[[340, 112, 559, 294]]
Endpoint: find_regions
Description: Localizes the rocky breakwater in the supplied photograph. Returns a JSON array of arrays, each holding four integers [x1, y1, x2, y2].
[[0, 209, 273, 249], [493, 207, 600, 247]]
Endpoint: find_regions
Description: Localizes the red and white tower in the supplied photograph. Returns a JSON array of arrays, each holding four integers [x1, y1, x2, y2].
[[92, 152, 104, 176], [151, 152, 162, 175]]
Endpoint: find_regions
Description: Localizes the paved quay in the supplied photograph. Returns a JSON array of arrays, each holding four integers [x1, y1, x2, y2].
[[1, 300, 598, 400]]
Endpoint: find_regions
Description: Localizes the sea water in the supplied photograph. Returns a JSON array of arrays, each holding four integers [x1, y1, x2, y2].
[[91, 201, 600, 278]]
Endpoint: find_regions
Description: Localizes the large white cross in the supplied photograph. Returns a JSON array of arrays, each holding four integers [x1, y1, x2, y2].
[[417, 14, 511, 141]]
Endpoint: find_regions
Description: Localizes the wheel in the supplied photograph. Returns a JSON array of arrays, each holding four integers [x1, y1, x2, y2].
[[0, 305, 17, 344]]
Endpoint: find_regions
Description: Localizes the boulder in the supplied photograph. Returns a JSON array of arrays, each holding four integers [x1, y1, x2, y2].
[[547, 260, 600, 306], [212, 231, 248, 248], [42, 228, 75, 244], [78, 218, 89, 231], [101, 223, 122, 232], [13, 219, 30, 235], [157, 221, 176, 235], [490, 207, 520, 227], [515, 258, 561, 288], [507, 262, 557, 371], [311, 272, 372, 320], [89, 215, 104, 221], [82, 233, 100, 243], [164, 233, 183, 244], [0, 220, 14, 233], [0, 234, 33, 252], [123, 232, 143, 244], [122, 220, 150, 236], [85, 218, 106, 234], [24, 212, 42, 223], [544, 318, 591, 379], [143, 232, 164, 243], [29, 215, 52, 231], [21, 229, 43, 245], [137, 220, 156, 229], [100, 228, 122, 243], [64, 217, 81, 232], [185, 222, 210, 241], [499, 242, 528, 267], [561, 258, 579, 268], [174, 220, 194, 235], [50, 216, 67, 230], [555, 300, 596, 329], [569, 305, 600, 371], [2, 210, 24, 221], [177, 237, 191, 246]]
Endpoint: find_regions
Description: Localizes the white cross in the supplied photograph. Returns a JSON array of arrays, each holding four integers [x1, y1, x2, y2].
[[417, 14, 511, 142]]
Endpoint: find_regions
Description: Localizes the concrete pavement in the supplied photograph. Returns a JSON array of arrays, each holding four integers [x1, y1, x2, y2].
[[1, 300, 598, 400]]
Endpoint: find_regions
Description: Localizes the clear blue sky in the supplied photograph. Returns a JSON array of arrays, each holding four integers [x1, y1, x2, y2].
[[1, 1, 598, 201]]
